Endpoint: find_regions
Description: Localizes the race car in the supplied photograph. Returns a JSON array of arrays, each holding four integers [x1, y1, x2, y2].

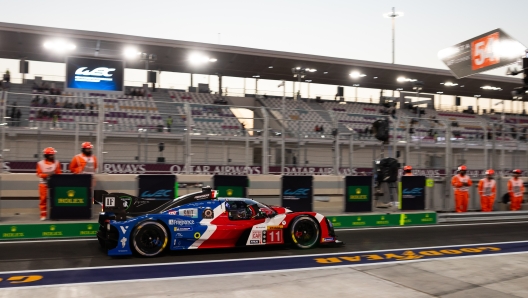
[[97, 186, 339, 257]]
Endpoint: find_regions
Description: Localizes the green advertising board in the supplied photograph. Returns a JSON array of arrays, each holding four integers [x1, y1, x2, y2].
[[328, 212, 436, 229], [217, 186, 244, 197], [0, 223, 98, 240], [347, 186, 370, 202], [54, 187, 88, 206], [0, 212, 436, 240]]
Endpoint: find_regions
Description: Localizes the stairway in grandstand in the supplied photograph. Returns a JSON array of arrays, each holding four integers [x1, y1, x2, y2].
[[168, 91, 244, 135], [257, 96, 330, 137], [304, 100, 338, 130]]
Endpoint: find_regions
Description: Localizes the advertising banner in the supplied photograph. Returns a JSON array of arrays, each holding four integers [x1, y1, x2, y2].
[[65, 56, 125, 94], [400, 176, 426, 210], [438, 28, 525, 78], [344, 176, 372, 212], [327, 212, 436, 228], [0, 223, 98, 240], [136, 174, 177, 213], [281, 176, 313, 212], [48, 174, 92, 220], [213, 175, 248, 198], [7, 161, 518, 178]]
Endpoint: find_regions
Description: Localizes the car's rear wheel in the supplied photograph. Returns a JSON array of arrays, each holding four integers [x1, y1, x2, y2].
[[132, 221, 168, 257], [289, 216, 320, 249]]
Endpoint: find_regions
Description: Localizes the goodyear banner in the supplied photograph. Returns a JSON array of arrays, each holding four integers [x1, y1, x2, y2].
[[281, 175, 313, 212], [48, 174, 92, 220], [344, 176, 372, 212], [400, 176, 426, 210], [213, 175, 248, 198]]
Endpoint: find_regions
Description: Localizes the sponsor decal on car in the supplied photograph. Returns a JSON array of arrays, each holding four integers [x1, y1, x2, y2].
[[252, 231, 262, 240], [119, 226, 129, 234], [267, 225, 283, 230], [194, 232, 201, 239], [202, 208, 214, 219], [179, 208, 198, 218], [323, 237, 334, 242], [120, 237, 127, 248], [194, 194, 210, 200], [174, 233, 183, 238], [250, 240, 260, 244], [168, 219, 195, 226], [174, 227, 192, 231], [168, 210, 177, 215]]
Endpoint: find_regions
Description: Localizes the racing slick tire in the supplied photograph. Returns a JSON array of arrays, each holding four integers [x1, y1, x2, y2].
[[289, 216, 320, 249], [131, 221, 169, 257]]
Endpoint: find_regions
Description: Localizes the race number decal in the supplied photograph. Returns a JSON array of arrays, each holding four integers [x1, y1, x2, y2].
[[471, 32, 500, 70], [266, 230, 283, 244], [105, 197, 116, 207]]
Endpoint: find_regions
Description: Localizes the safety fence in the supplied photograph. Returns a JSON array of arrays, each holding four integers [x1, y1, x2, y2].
[[1, 89, 528, 175]]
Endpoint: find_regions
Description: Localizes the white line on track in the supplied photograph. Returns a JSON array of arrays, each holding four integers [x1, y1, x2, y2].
[[1, 239, 528, 275], [3, 250, 528, 291], [336, 220, 528, 231]]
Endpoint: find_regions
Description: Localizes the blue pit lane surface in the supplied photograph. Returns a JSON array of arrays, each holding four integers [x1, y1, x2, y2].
[[1, 240, 528, 289]]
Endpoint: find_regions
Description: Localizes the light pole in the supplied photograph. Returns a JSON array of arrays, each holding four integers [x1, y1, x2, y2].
[[291, 67, 316, 100], [384, 7, 403, 64]]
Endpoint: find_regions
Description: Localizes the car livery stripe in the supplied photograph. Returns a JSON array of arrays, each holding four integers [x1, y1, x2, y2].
[[188, 204, 224, 249]]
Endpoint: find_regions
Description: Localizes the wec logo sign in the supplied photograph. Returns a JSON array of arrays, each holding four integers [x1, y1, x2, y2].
[[75, 67, 115, 77], [403, 188, 424, 196], [141, 190, 172, 198], [74, 67, 115, 83]]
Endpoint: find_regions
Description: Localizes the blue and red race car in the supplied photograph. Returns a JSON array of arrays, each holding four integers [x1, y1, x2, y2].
[[97, 186, 339, 257]]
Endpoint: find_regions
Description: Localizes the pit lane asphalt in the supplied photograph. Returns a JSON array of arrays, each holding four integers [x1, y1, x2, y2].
[[1, 221, 527, 272]]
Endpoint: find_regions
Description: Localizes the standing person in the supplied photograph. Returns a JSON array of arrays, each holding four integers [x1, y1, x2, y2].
[[69, 142, 97, 175], [403, 165, 413, 176], [36, 147, 62, 220], [508, 169, 525, 211], [478, 169, 496, 212], [166, 115, 173, 133], [451, 165, 473, 213], [70, 142, 98, 202]]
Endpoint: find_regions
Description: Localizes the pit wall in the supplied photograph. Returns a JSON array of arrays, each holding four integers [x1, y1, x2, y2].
[[0, 174, 524, 212]]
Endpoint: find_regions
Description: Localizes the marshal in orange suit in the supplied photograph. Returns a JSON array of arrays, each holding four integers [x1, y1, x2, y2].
[[478, 169, 496, 212], [451, 165, 473, 212], [36, 147, 62, 220], [508, 169, 525, 211]]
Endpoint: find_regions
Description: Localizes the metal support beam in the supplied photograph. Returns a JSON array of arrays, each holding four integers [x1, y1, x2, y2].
[[349, 133, 354, 171], [184, 102, 192, 174], [281, 80, 286, 175], [96, 97, 104, 173], [261, 107, 269, 174]]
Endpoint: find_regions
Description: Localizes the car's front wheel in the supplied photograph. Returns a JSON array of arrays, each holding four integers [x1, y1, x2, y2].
[[131, 221, 168, 257], [289, 216, 320, 249]]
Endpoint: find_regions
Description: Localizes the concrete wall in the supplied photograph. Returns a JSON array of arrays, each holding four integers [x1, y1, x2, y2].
[[2, 174, 525, 212]]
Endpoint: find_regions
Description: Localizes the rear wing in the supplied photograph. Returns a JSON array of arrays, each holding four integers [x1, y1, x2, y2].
[[101, 186, 218, 220]]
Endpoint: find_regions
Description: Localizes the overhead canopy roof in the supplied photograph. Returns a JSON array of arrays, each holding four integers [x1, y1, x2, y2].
[[0, 22, 522, 100]]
